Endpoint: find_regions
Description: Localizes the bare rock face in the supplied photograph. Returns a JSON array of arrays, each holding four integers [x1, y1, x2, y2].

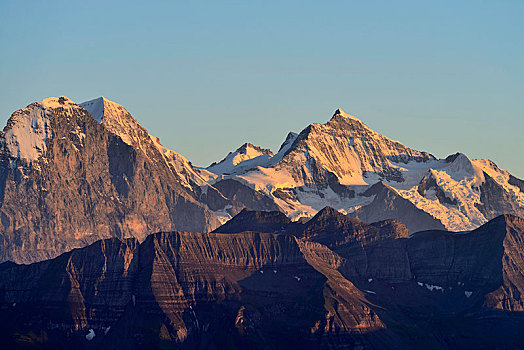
[[276, 109, 433, 185], [476, 172, 524, 221], [0, 97, 220, 264], [0, 230, 387, 349], [209, 178, 282, 215], [1, 213, 524, 348]]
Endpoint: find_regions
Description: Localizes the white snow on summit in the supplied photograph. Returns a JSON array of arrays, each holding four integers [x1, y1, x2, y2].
[[204, 108, 524, 230], [2, 97, 76, 163], [80, 97, 147, 147], [207, 143, 274, 175], [79, 97, 105, 122]]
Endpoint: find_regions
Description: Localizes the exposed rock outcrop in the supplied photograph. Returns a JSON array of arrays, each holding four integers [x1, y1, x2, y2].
[[1, 214, 524, 348], [0, 97, 223, 264]]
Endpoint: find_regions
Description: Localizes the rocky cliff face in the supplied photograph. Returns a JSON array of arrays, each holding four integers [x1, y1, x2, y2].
[[0, 213, 523, 348], [0, 97, 220, 264], [79, 97, 281, 224], [0, 230, 387, 349], [0, 97, 285, 264]]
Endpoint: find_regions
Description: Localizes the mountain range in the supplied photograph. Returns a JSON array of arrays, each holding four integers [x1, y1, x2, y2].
[[1, 209, 523, 348], [0, 96, 522, 264], [0, 96, 523, 348]]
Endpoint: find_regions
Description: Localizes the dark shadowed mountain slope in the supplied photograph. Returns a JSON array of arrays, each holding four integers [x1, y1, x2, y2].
[[0, 231, 389, 349], [1, 215, 523, 348], [212, 208, 292, 234]]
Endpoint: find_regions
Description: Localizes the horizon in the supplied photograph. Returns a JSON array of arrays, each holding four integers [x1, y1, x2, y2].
[[1, 1, 522, 177]]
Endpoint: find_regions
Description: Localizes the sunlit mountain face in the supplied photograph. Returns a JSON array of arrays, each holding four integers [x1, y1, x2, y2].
[[205, 108, 524, 232], [0, 97, 523, 348]]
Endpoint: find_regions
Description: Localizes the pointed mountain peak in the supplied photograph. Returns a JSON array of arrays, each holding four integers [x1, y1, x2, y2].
[[443, 152, 485, 184], [334, 108, 347, 116], [80, 96, 126, 123], [79, 97, 153, 149], [236, 143, 273, 156], [331, 108, 361, 122], [311, 206, 346, 221], [208, 142, 275, 174], [275, 132, 298, 155], [213, 209, 290, 233], [79, 97, 105, 122]]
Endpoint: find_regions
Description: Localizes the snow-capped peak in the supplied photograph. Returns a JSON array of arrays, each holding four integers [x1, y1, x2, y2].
[[207, 142, 274, 175], [80, 97, 149, 147], [444, 152, 485, 184], [80, 97, 127, 125], [79, 97, 106, 122], [1, 97, 80, 164], [236, 143, 273, 157], [38, 96, 76, 109], [80, 97, 211, 190]]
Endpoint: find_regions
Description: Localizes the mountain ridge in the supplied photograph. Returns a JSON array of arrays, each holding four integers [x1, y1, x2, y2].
[[0, 96, 523, 264], [1, 213, 523, 348]]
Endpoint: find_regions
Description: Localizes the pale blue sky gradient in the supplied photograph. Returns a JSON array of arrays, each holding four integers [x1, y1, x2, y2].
[[1, 1, 523, 177]]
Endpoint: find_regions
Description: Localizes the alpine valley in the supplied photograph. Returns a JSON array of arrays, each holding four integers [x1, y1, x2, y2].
[[0, 96, 523, 349]]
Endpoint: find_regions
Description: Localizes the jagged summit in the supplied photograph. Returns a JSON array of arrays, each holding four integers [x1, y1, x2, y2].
[[236, 142, 273, 156], [79, 96, 154, 150], [1, 96, 84, 164], [276, 132, 299, 153], [332, 107, 361, 122], [38, 96, 76, 109], [207, 142, 275, 174]]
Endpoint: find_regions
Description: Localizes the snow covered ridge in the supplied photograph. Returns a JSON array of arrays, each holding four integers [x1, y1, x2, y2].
[[80, 97, 213, 191], [2, 97, 523, 232], [204, 108, 524, 230], [207, 143, 274, 175], [1, 96, 209, 192]]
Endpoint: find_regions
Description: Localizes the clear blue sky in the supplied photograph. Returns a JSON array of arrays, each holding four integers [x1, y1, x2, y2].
[[1, 1, 523, 177]]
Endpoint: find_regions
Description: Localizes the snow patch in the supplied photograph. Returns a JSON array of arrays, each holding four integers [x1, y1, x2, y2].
[[3, 101, 54, 163], [80, 97, 105, 122], [425, 283, 444, 292]]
